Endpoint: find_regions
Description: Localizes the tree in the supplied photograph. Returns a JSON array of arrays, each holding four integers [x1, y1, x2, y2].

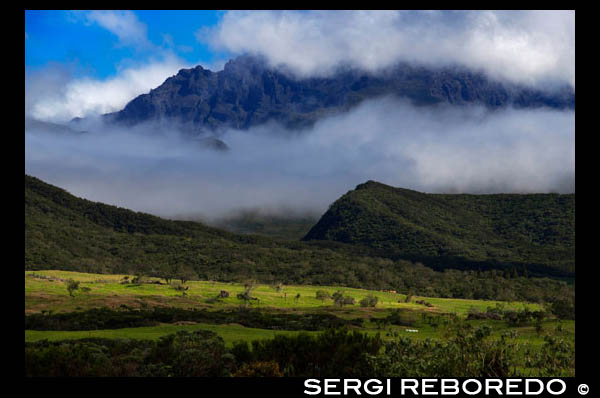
[[177, 266, 197, 285], [332, 291, 345, 307], [237, 291, 253, 306], [332, 291, 355, 308], [237, 281, 257, 306], [66, 279, 80, 297], [157, 265, 176, 285]]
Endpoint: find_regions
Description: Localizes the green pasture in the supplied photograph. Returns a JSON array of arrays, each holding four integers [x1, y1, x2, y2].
[[25, 270, 570, 349], [25, 314, 573, 349], [25, 270, 542, 316]]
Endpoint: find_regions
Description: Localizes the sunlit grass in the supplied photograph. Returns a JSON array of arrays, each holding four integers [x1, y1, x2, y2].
[[25, 322, 316, 347], [26, 270, 567, 349], [25, 270, 543, 315]]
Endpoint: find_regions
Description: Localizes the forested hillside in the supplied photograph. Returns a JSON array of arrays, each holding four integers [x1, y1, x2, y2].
[[304, 181, 575, 277], [25, 175, 573, 302]]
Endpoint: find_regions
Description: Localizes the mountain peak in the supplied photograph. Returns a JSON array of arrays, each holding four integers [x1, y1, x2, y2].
[[105, 54, 575, 133]]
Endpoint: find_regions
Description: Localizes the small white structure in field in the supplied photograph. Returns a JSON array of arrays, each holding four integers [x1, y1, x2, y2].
[[405, 329, 419, 333]]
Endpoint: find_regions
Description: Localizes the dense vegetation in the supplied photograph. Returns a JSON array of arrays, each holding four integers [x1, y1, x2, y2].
[[25, 306, 363, 332], [25, 321, 574, 377], [25, 175, 574, 304], [304, 181, 575, 277]]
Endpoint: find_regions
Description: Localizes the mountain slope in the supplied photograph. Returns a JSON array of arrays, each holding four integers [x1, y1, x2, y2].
[[24, 174, 408, 288], [25, 175, 575, 301], [100, 55, 575, 133], [303, 181, 575, 277]]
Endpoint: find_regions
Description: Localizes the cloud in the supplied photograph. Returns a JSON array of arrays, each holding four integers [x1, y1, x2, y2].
[[73, 10, 151, 49], [25, 55, 190, 122], [203, 10, 574, 88], [25, 97, 574, 221]]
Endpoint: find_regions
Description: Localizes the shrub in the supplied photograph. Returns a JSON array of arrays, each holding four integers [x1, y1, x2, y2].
[[131, 275, 148, 285], [368, 321, 519, 377], [172, 282, 189, 292], [550, 298, 575, 320], [316, 290, 331, 301], [233, 360, 283, 377], [360, 295, 379, 308], [160, 330, 235, 377], [415, 299, 432, 307], [523, 335, 575, 377], [238, 328, 382, 377], [343, 296, 355, 305]]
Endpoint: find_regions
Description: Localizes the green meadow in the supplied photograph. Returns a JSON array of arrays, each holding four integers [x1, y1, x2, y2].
[[26, 270, 568, 348], [25, 270, 542, 314], [25, 323, 315, 346]]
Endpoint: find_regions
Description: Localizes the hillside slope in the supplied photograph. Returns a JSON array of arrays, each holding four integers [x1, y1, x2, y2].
[[303, 181, 575, 277], [25, 175, 575, 301], [24, 174, 408, 289]]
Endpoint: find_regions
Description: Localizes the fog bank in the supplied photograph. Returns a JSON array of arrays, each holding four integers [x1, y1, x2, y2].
[[25, 97, 574, 220]]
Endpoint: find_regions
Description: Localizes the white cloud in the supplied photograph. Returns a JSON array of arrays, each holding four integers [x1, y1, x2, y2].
[[25, 55, 190, 122], [82, 10, 151, 48], [203, 10, 574, 87], [25, 98, 574, 219]]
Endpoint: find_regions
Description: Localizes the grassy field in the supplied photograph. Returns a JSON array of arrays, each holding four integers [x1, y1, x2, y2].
[[25, 270, 571, 348], [25, 270, 542, 315], [24, 317, 574, 348]]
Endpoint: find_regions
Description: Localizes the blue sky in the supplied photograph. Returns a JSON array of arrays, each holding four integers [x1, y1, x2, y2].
[[25, 10, 225, 79]]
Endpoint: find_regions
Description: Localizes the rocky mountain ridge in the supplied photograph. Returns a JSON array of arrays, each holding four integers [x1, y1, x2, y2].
[[100, 54, 575, 134]]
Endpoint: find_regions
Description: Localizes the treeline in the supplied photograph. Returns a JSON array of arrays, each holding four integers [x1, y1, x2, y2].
[[467, 301, 574, 323], [25, 307, 363, 332], [25, 322, 574, 377]]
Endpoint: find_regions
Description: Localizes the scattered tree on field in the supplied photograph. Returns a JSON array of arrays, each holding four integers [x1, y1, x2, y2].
[[66, 279, 80, 297]]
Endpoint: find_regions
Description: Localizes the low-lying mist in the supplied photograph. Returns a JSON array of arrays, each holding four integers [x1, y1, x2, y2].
[[25, 97, 575, 222]]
